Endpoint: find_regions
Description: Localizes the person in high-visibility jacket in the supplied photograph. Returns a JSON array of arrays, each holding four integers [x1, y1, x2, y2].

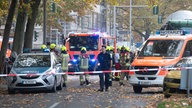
[[106, 46, 113, 86], [78, 47, 90, 86], [41, 44, 50, 52], [61, 46, 70, 87], [114, 46, 121, 81], [119, 46, 130, 86]]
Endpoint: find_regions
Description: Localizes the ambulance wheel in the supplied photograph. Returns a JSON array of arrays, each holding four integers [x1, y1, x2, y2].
[[133, 86, 142, 93]]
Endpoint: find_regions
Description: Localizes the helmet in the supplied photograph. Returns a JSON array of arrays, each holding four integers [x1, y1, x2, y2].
[[117, 46, 121, 50], [121, 46, 125, 50], [81, 47, 87, 51], [125, 46, 130, 52], [50, 43, 56, 49], [109, 46, 114, 51], [61, 46, 67, 51], [41, 44, 47, 49], [106, 46, 110, 51]]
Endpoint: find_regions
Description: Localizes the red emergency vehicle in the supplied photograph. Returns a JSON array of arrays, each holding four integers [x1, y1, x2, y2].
[[65, 32, 116, 72]]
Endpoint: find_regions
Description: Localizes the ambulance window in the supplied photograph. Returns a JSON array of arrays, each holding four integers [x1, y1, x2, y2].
[[183, 40, 192, 57]]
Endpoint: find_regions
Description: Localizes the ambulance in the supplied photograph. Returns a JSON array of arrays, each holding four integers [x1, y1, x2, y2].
[[129, 10, 192, 93]]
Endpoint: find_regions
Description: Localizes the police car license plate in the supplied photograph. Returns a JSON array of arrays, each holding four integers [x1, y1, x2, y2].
[[138, 81, 151, 85], [22, 80, 36, 84]]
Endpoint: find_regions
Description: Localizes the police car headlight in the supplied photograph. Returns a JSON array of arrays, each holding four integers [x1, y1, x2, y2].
[[161, 65, 174, 71], [42, 69, 53, 79]]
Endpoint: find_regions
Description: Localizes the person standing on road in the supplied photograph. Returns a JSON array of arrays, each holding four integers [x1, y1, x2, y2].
[[95, 45, 112, 92], [78, 47, 90, 86], [106, 46, 113, 86], [50, 43, 57, 53], [119, 46, 130, 86], [113, 46, 121, 80], [61, 46, 70, 87]]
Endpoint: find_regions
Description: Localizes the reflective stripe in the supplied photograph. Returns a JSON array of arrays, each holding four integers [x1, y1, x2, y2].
[[79, 54, 89, 69], [62, 54, 69, 71]]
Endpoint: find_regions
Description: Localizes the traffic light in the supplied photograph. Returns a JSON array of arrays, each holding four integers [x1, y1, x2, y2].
[[158, 15, 162, 24], [51, 2, 56, 13], [153, 5, 159, 15]]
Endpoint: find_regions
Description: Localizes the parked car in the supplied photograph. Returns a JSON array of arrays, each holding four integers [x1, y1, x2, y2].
[[163, 57, 192, 97], [7, 52, 63, 94]]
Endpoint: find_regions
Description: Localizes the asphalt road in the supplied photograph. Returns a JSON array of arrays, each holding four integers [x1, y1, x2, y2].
[[0, 75, 164, 108]]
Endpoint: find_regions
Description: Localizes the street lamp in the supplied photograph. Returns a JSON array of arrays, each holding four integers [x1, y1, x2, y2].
[[43, 0, 46, 44]]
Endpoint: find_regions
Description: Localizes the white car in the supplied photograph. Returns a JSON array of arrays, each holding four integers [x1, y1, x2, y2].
[[7, 52, 63, 94]]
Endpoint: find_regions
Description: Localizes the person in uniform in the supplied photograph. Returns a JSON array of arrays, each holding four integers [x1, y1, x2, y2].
[[78, 47, 90, 86], [119, 46, 130, 86], [60, 46, 70, 87], [95, 45, 112, 92]]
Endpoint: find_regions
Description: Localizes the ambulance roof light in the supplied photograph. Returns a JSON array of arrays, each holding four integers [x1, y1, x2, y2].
[[155, 30, 191, 36]]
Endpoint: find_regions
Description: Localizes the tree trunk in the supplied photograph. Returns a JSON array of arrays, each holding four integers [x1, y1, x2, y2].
[[24, 0, 41, 50], [0, 0, 17, 74], [12, 0, 29, 54]]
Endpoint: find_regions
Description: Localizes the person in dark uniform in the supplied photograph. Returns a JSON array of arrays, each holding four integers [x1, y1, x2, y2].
[[95, 45, 112, 92]]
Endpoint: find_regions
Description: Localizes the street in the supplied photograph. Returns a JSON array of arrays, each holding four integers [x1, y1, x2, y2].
[[0, 75, 164, 108]]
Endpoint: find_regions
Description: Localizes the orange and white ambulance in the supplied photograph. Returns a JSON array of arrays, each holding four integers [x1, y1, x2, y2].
[[129, 10, 192, 93], [129, 30, 192, 93]]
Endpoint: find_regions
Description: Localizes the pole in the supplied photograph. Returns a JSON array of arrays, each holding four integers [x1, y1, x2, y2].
[[129, 0, 132, 48], [187, 64, 190, 98], [43, 0, 46, 44], [113, 6, 116, 37]]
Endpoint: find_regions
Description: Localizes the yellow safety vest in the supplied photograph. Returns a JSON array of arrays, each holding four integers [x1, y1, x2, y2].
[[79, 54, 89, 69], [61, 54, 70, 71]]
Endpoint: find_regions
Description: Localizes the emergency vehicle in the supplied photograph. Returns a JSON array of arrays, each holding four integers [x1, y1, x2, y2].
[[129, 10, 192, 93], [0, 37, 13, 58], [65, 32, 116, 72]]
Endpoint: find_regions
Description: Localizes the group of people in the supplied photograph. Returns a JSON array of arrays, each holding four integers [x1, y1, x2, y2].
[[41, 43, 91, 87], [41, 43, 136, 92], [95, 45, 135, 92]]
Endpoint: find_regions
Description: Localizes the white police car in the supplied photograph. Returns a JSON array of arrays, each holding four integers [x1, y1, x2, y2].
[[7, 52, 63, 94]]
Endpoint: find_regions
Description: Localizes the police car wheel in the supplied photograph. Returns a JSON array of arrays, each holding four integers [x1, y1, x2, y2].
[[51, 78, 57, 93], [57, 78, 63, 90]]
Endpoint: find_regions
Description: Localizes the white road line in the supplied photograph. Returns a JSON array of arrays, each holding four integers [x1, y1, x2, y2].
[[49, 102, 61, 108]]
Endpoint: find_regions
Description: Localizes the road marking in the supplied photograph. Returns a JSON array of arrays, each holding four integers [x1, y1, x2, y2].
[[49, 102, 61, 108]]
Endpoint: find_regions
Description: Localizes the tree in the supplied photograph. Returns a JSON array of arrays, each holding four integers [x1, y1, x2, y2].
[[23, 0, 41, 50], [0, 0, 9, 27], [0, 0, 17, 74], [12, 0, 29, 54], [113, 0, 192, 41]]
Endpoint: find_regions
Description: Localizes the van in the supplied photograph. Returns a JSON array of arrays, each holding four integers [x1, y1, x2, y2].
[[129, 30, 192, 93]]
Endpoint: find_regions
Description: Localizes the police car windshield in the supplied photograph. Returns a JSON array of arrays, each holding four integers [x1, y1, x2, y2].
[[69, 35, 99, 51], [13, 55, 51, 68], [139, 40, 184, 57]]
